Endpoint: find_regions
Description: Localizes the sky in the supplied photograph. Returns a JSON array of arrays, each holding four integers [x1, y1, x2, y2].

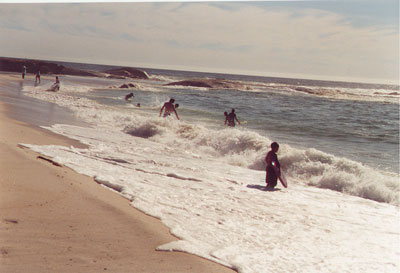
[[0, 0, 399, 84]]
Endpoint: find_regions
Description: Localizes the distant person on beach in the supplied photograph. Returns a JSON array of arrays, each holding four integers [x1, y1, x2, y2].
[[265, 142, 280, 189], [22, 65, 26, 79], [160, 98, 179, 120], [226, 109, 240, 127], [35, 70, 41, 84], [125, 92, 134, 101]]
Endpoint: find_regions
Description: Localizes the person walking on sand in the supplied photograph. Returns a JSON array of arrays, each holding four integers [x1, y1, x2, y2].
[[159, 98, 179, 120], [265, 142, 280, 189], [22, 65, 26, 79], [226, 108, 240, 127], [35, 70, 41, 84]]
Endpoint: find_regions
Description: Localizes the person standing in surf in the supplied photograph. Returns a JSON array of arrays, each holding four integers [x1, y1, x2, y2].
[[226, 108, 240, 127], [265, 142, 280, 189], [22, 65, 26, 79], [35, 70, 41, 84], [159, 98, 179, 120]]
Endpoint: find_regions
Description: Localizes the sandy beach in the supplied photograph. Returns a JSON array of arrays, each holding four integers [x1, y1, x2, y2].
[[0, 74, 235, 273]]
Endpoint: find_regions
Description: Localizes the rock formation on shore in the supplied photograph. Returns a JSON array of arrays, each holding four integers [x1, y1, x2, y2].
[[0, 57, 149, 80], [0, 57, 102, 77]]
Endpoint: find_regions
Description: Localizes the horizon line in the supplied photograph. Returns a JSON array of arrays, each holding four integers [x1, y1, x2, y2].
[[1, 55, 398, 87]]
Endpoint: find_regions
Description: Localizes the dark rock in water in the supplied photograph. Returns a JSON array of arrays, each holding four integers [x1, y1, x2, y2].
[[294, 87, 312, 93], [165, 80, 213, 88], [119, 83, 136, 88], [104, 67, 149, 80], [164, 79, 246, 89]]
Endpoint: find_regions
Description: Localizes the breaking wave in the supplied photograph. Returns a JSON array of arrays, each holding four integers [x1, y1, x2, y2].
[[123, 118, 399, 205]]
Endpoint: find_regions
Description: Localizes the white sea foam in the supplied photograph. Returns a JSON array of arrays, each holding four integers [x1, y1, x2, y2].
[[22, 81, 399, 205], [238, 81, 400, 103], [286, 86, 399, 103], [149, 74, 180, 82], [21, 78, 400, 273]]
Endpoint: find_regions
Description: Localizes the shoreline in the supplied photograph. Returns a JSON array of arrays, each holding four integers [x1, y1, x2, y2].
[[0, 76, 235, 272]]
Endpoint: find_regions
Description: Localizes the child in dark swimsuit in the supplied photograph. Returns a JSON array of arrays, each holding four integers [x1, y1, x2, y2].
[[265, 142, 280, 189]]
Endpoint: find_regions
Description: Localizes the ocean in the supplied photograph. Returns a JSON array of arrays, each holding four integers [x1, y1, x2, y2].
[[13, 66, 400, 272]]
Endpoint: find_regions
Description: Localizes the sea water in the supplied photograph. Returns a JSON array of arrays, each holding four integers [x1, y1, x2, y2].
[[20, 70, 399, 273]]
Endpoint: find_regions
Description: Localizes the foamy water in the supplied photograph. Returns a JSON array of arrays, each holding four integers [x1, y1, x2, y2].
[[21, 74, 399, 273]]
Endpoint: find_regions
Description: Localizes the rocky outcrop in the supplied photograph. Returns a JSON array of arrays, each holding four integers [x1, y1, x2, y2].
[[0, 57, 101, 77], [119, 83, 136, 88], [104, 67, 149, 80], [0, 57, 149, 80], [164, 79, 246, 89], [108, 83, 137, 89], [165, 80, 212, 88]]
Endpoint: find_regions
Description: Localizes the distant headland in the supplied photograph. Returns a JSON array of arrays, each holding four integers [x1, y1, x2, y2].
[[0, 57, 149, 80]]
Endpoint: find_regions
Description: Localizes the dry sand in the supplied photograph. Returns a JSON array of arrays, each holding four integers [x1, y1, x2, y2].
[[0, 77, 235, 273]]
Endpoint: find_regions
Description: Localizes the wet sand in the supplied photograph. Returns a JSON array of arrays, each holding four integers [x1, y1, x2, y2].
[[0, 73, 235, 273]]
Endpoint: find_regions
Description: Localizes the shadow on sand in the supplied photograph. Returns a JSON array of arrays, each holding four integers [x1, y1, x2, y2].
[[246, 184, 281, 192]]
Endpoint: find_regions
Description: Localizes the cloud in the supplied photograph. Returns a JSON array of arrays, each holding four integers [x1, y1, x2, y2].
[[0, 2, 398, 82]]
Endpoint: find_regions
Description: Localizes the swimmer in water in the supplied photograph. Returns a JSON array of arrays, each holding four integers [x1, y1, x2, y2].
[[159, 98, 179, 120], [226, 109, 240, 127], [125, 92, 134, 101]]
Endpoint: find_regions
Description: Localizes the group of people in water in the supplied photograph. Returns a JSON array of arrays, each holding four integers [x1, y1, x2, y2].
[[22, 66, 41, 84], [124, 92, 141, 107], [159, 99, 281, 189], [22, 64, 282, 190], [158, 97, 282, 189], [157, 97, 241, 128], [22, 65, 59, 91], [22, 66, 39, 83]]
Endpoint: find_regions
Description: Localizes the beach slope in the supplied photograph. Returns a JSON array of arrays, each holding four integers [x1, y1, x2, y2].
[[0, 102, 235, 272]]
